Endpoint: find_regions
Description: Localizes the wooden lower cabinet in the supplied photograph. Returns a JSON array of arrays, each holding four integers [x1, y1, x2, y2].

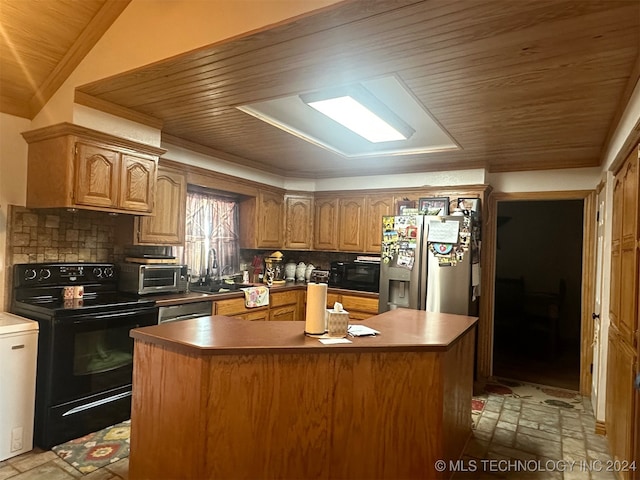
[[236, 310, 270, 321], [269, 304, 297, 321], [214, 290, 303, 321], [324, 291, 379, 320]]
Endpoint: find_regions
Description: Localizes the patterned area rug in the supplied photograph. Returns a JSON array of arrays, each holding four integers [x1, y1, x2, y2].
[[52, 420, 130, 474], [484, 377, 584, 410]]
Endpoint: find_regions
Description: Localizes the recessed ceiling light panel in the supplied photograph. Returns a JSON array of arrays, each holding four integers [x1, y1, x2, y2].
[[300, 85, 415, 143], [237, 75, 459, 158]]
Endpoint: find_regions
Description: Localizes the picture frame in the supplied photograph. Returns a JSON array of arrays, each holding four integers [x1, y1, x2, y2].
[[418, 197, 450, 216], [396, 199, 416, 215], [457, 197, 480, 215]]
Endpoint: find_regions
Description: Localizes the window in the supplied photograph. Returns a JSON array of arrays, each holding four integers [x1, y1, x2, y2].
[[183, 188, 240, 281]]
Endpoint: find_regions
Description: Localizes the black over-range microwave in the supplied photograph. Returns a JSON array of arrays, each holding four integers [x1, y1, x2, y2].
[[329, 261, 380, 293]]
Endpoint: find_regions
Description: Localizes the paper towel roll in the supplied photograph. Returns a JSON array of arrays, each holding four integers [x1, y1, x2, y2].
[[305, 283, 327, 335]]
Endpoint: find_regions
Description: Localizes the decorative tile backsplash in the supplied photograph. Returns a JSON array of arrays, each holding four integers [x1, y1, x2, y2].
[[7, 205, 125, 266]]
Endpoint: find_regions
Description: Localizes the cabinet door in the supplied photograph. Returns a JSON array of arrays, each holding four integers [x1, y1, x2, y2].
[[136, 168, 187, 245], [610, 175, 623, 328], [119, 154, 156, 212], [364, 195, 393, 253], [606, 329, 637, 480], [256, 191, 284, 248], [236, 310, 270, 321], [284, 195, 313, 249], [338, 196, 365, 252], [269, 304, 298, 321], [314, 197, 339, 251], [75, 143, 119, 208]]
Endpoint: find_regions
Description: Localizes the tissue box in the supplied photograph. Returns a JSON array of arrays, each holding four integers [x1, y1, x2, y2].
[[326, 310, 349, 337]]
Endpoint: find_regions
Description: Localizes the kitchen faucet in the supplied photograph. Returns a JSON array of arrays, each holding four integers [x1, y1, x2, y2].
[[207, 248, 218, 283]]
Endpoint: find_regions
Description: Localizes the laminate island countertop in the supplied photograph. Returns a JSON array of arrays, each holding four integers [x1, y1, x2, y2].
[[129, 308, 478, 480]]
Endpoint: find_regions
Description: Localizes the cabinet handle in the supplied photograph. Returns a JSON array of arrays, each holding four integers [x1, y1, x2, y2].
[[592, 313, 600, 320], [11, 344, 25, 350]]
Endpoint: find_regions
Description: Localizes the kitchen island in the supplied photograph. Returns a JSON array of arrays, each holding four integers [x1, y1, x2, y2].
[[129, 308, 477, 480]]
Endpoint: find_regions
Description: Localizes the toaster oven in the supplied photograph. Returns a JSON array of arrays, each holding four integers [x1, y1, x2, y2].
[[118, 263, 188, 295]]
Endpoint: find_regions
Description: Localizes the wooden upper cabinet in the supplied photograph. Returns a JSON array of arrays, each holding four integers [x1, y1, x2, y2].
[[621, 155, 639, 244], [136, 167, 187, 245], [119, 154, 156, 212], [364, 194, 393, 253], [338, 196, 365, 252], [616, 150, 639, 345], [21, 123, 165, 215], [284, 194, 313, 250], [314, 197, 339, 251], [240, 190, 284, 249], [257, 191, 284, 248]]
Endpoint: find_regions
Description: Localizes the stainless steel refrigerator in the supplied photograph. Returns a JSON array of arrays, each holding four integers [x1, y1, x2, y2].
[[378, 214, 479, 315]]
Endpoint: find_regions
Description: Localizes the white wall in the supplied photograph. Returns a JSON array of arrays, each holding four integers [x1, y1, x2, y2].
[[0, 113, 30, 310], [487, 167, 601, 193]]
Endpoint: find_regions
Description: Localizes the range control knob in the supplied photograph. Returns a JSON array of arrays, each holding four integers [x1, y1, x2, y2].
[[39, 268, 51, 280], [104, 267, 114, 278], [24, 268, 37, 281], [93, 267, 103, 278]]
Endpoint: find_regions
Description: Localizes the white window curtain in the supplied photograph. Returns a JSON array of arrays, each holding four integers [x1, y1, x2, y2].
[[183, 190, 240, 280]]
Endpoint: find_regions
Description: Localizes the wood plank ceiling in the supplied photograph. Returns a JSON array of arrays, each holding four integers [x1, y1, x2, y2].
[[0, 0, 129, 119], [4, 0, 639, 178]]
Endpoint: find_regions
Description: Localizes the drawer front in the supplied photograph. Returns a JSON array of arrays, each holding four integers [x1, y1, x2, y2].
[[215, 298, 268, 316], [340, 295, 379, 314], [270, 290, 299, 307], [269, 304, 298, 321]]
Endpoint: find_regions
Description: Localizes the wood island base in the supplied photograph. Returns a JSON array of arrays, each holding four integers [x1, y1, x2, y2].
[[129, 309, 477, 479]]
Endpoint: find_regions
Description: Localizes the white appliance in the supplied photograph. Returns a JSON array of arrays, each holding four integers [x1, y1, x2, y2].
[[378, 214, 479, 315], [0, 312, 38, 461]]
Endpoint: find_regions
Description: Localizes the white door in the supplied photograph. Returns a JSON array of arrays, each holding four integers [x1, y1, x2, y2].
[[591, 189, 606, 409]]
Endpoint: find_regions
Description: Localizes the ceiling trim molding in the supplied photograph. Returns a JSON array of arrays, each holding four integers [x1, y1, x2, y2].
[[608, 119, 640, 175], [28, 0, 132, 118], [74, 91, 164, 129], [161, 133, 288, 177]]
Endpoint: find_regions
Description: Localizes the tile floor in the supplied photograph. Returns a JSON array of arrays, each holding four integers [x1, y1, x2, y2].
[[0, 392, 617, 480], [458, 393, 617, 480]]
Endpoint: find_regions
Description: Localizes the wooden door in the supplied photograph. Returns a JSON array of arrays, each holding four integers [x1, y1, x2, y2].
[[284, 195, 313, 249], [364, 194, 393, 253], [136, 168, 186, 245], [119, 154, 156, 212], [74, 143, 119, 208], [314, 197, 339, 251], [338, 196, 365, 252]]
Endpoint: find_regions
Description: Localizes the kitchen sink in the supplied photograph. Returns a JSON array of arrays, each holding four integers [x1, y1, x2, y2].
[[189, 282, 242, 294]]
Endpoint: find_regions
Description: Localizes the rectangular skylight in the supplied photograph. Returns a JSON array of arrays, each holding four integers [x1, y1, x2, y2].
[[300, 85, 415, 144], [305, 95, 407, 143]]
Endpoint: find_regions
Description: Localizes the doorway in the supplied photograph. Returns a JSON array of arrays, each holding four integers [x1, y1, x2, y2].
[[492, 199, 584, 391]]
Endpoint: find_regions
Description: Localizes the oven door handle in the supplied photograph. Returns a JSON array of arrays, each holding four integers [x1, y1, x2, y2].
[[72, 310, 149, 324]]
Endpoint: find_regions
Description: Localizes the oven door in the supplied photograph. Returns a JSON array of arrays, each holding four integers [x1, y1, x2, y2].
[[49, 306, 158, 405]]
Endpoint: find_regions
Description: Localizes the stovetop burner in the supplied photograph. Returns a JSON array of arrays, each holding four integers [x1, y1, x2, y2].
[[11, 262, 156, 317]]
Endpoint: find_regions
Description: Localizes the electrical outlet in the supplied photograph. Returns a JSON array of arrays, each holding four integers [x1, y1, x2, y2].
[[11, 427, 23, 452]]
